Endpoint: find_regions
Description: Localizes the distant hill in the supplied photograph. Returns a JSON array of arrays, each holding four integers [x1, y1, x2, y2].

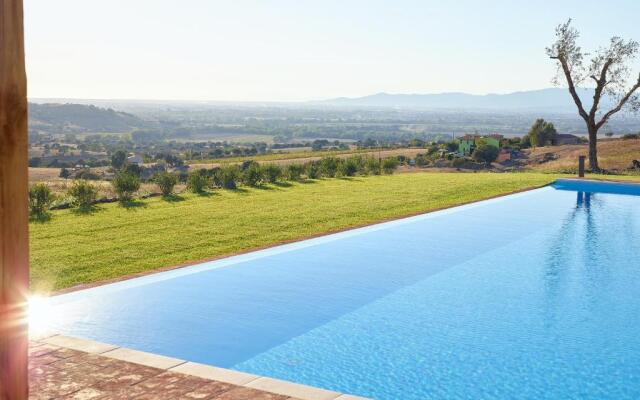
[[29, 102, 146, 134], [319, 88, 610, 111]]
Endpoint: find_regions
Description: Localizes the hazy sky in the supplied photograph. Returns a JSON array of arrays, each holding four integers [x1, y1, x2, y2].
[[25, 0, 640, 101]]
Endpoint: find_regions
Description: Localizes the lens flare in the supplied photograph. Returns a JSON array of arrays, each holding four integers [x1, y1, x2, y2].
[[28, 296, 54, 336]]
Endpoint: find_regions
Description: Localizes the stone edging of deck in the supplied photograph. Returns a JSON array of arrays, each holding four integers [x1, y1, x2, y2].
[[33, 333, 368, 400]]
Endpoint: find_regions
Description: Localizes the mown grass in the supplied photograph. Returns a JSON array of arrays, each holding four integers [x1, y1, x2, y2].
[[31, 172, 574, 292]]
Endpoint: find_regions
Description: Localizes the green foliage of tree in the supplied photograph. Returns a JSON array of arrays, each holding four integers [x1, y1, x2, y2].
[[187, 170, 210, 193], [305, 162, 320, 179], [59, 168, 71, 178], [381, 157, 399, 174], [113, 172, 141, 201], [217, 165, 240, 189], [446, 141, 459, 152], [154, 172, 178, 196], [242, 162, 264, 186], [285, 164, 305, 181], [528, 119, 558, 147], [365, 157, 382, 175], [473, 144, 500, 164], [319, 157, 339, 177], [414, 154, 430, 167], [122, 163, 142, 177], [29, 183, 55, 218], [111, 150, 127, 169], [68, 180, 98, 209], [338, 158, 358, 177], [262, 164, 282, 183]]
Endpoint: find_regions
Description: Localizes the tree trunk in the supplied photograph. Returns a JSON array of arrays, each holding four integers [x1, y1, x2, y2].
[[587, 123, 599, 171], [0, 0, 29, 399]]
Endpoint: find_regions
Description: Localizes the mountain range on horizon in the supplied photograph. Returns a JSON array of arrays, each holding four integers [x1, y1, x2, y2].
[[318, 88, 609, 111]]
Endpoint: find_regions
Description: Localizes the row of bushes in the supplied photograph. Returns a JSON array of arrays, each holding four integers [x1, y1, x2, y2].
[[28, 156, 400, 219]]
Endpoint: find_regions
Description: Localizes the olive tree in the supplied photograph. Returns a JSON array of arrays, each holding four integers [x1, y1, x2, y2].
[[547, 20, 640, 170]]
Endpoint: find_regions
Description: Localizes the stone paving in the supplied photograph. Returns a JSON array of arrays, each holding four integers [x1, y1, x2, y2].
[[29, 341, 301, 400]]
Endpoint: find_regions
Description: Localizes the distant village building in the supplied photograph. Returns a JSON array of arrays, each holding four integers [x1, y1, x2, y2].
[[552, 134, 580, 145], [127, 154, 144, 166], [458, 134, 504, 156]]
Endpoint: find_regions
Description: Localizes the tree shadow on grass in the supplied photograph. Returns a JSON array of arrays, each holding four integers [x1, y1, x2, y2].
[[119, 199, 148, 209], [337, 176, 363, 182], [71, 205, 103, 216], [273, 181, 293, 188], [253, 184, 275, 191], [162, 193, 186, 202], [29, 212, 52, 223], [297, 179, 318, 185], [229, 187, 250, 195]]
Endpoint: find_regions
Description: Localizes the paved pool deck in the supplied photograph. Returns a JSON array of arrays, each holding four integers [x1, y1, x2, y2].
[[29, 334, 366, 400]]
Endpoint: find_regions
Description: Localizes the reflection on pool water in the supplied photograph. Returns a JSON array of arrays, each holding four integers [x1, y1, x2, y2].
[[46, 179, 640, 399]]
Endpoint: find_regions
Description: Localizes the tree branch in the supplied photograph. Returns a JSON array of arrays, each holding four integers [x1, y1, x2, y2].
[[552, 55, 589, 121], [596, 73, 640, 129], [588, 58, 614, 118]]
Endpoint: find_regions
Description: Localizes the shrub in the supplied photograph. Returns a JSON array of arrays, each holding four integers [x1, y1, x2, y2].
[[217, 165, 240, 189], [285, 164, 305, 181], [112, 172, 140, 201], [381, 157, 399, 174], [473, 144, 499, 164], [59, 168, 71, 178], [122, 163, 142, 177], [68, 180, 98, 209], [187, 170, 209, 193], [623, 133, 640, 140], [319, 157, 339, 177], [305, 162, 320, 179], [338, 158, 358, 177], [452, 157, 467, 168], [365, 157, 381, 175], [262, 164, 282, 183], [154, 172, 178, 196], [75, 169, 101, 180], [242, 162, 264, 186], [28, 183, 55, 217], [414, 154, 430, 167], [111, 150, 127, 169]]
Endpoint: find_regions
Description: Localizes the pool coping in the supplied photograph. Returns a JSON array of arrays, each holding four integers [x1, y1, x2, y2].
[[33, 333, 369, 400], [50, 180, 557, 296]]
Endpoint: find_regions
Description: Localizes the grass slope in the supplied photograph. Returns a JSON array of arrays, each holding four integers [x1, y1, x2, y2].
[[31, 172, 562, 292]]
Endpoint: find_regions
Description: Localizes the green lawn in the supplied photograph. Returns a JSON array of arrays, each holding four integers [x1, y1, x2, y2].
[[30, 172, 568, 292]]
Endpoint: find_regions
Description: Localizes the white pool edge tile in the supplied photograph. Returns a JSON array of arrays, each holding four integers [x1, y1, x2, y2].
[[246, 376, 342, 400], [169, 361, 260, 385], [100, 347, 186, 369], [36, 334, 370, 400], [41, 334, 118, 354]]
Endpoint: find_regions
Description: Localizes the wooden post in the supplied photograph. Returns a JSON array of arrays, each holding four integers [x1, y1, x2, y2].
[[578, 155, 586, 178], [0, 0, 29, 399]]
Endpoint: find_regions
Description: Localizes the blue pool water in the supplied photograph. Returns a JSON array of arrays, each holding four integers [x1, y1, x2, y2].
[[46, 179, 640, 399]]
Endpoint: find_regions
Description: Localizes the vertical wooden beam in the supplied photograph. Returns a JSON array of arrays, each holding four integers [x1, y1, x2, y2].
[[0, 0, 29, 398]]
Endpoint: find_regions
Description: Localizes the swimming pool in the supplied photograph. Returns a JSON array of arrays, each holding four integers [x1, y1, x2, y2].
[[45, 179, 640, 399]]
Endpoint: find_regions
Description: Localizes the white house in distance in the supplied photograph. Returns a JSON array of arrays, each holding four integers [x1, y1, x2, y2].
[[127, 153, 144, 166]]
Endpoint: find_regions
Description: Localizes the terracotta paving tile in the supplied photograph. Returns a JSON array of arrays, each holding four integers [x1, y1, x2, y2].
[[183, 381, 238, 399], [58, 387, 107, 399], [29, 343, 61, 358], [212, 386, 291, 400], [50, 347, 87, 359]]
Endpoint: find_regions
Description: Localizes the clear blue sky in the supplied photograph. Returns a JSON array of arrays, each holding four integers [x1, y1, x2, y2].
[[25, 0, 640, 101]]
